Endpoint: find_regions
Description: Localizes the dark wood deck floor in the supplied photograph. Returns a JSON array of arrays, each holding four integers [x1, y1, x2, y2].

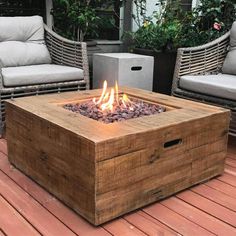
[[0, 137, 236, 236]]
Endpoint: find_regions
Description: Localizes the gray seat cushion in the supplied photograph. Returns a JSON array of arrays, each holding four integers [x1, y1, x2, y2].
[[2, 64, 84, 87], [0, 16, 51, 67], [0, 41, 51, 67], [179, 74, 236, 101], [222, 21, 236, 75]]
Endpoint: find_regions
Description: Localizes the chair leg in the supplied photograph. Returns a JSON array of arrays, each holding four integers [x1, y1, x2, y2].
[[0, 98, 5, 138], [0, 122, 5, 138]]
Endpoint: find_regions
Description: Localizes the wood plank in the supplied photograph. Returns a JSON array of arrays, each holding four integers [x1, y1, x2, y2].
[[0, 139, 7, 156], [143, 203, 215, 235], [0, 229, 6, 236], [124, 211, 179, 236], [177, 190, 236, 227], [225, 165, 236, 176], [226, 158, 236, 168], [5, 87, 229, 144], [0, 170, 76, 236], [103, 218, 147, 236], [0, 152, 110, 236], [191, 184, 236, 212], [95, 138, 227, 224], [205, 179, 236, 199], [218, 173, 236, 187], [0, 195, 40, 236], [227, 153, 236, 160], [7, 120, 97, 224], [97, 138, 227, 194], [162, 197, 236, 236]]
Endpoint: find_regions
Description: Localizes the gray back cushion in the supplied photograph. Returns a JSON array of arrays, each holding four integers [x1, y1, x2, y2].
[[0, 16, 51, 67], [222, 21, 236, 75]]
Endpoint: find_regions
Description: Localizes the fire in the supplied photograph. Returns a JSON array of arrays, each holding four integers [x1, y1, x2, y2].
[[93, 80, 132, 112]]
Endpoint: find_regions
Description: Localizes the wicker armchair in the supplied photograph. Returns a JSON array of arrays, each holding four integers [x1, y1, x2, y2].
[[171, 31, 236, 136], [0, 23, 89, 135]]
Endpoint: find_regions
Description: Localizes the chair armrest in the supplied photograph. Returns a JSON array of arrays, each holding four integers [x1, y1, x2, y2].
[[44, 24, 90, 89], [171, 32, 230, 94], [0, 67, 3, 90]]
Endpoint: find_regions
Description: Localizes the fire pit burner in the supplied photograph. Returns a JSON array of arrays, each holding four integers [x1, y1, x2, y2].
[[64, 98, 166, 123], [64, 80, 166, 123]]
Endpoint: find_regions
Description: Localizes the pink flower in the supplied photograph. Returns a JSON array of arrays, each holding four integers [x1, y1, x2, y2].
[[213, 22, 221, 31]]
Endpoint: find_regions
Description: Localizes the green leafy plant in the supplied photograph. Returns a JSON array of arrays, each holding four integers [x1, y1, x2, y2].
[[128, 0, 236, 50], [51, 0, 125, 41], [179, 0, 236, 47], [128, 0, 185, 51], [51, 0, 101, 41]]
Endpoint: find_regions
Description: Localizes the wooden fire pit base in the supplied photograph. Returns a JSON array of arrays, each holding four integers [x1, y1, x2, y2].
[[5, 87, 230, 225]]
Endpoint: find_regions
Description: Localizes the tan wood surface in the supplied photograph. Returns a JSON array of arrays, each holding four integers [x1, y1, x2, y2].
[[5, 87, 231, 225]]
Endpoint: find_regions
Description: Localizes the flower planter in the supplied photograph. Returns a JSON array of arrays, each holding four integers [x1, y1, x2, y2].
[[134, 48, 177, 95]]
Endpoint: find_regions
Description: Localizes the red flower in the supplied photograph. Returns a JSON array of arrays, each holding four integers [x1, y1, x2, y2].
[[213, 22, 221, 31]]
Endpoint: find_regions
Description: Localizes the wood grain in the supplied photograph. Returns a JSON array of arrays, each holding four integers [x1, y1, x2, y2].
[[0, 195, 40, 236], [0, 170, 76, 236], [5, 88, 230, 225], [162, 197, 236, 236], [205, 179, 236, 198], [143, 203, 215, 235], [177, 190, 236, 227], [0, 152, 110, 236]]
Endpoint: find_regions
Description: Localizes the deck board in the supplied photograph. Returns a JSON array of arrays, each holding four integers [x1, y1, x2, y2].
[[226, 158, 236, 168], [191, 184, 236, 211], [0, 153, 110, 236], [161, 197, 236, 236], [218, 173, 236, 187], [0, 137, 235, 235], [0, 229, 7, 236], [205, 179, 236, 198], [177, 191, 236, 226], [0, 196, 40, 236], [125, 211, 179, 236], [145, 203, 216, 236]]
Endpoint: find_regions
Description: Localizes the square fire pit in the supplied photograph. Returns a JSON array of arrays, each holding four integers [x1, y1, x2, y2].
[[5, 87, 230, 225]]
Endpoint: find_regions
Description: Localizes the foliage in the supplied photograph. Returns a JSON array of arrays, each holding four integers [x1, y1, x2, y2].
[[129, 0, 185, 51], [51, 0, 99, 41], [51, 0, 125, 41], [128, 0, 236, 51], [180, 0, 236, 47]]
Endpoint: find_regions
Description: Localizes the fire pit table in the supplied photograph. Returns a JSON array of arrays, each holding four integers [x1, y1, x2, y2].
[[5, 86, 230, 225]]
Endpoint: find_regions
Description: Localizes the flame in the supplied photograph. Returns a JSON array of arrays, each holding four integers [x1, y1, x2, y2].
[[93, 80, 132, 112], [101, 88, 114, 111], [115, 81, 119, 104], [93, 80, 107, 105]]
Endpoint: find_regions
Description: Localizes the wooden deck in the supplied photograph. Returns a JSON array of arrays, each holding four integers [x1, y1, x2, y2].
[[0, 137, 235, 236]]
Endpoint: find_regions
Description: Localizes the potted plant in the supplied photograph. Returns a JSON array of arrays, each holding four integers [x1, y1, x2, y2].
[[129, 0, 185, 95], [128, 0, 235, 95], [179, 0, 236, 47], [51, 0, 101, 42]]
